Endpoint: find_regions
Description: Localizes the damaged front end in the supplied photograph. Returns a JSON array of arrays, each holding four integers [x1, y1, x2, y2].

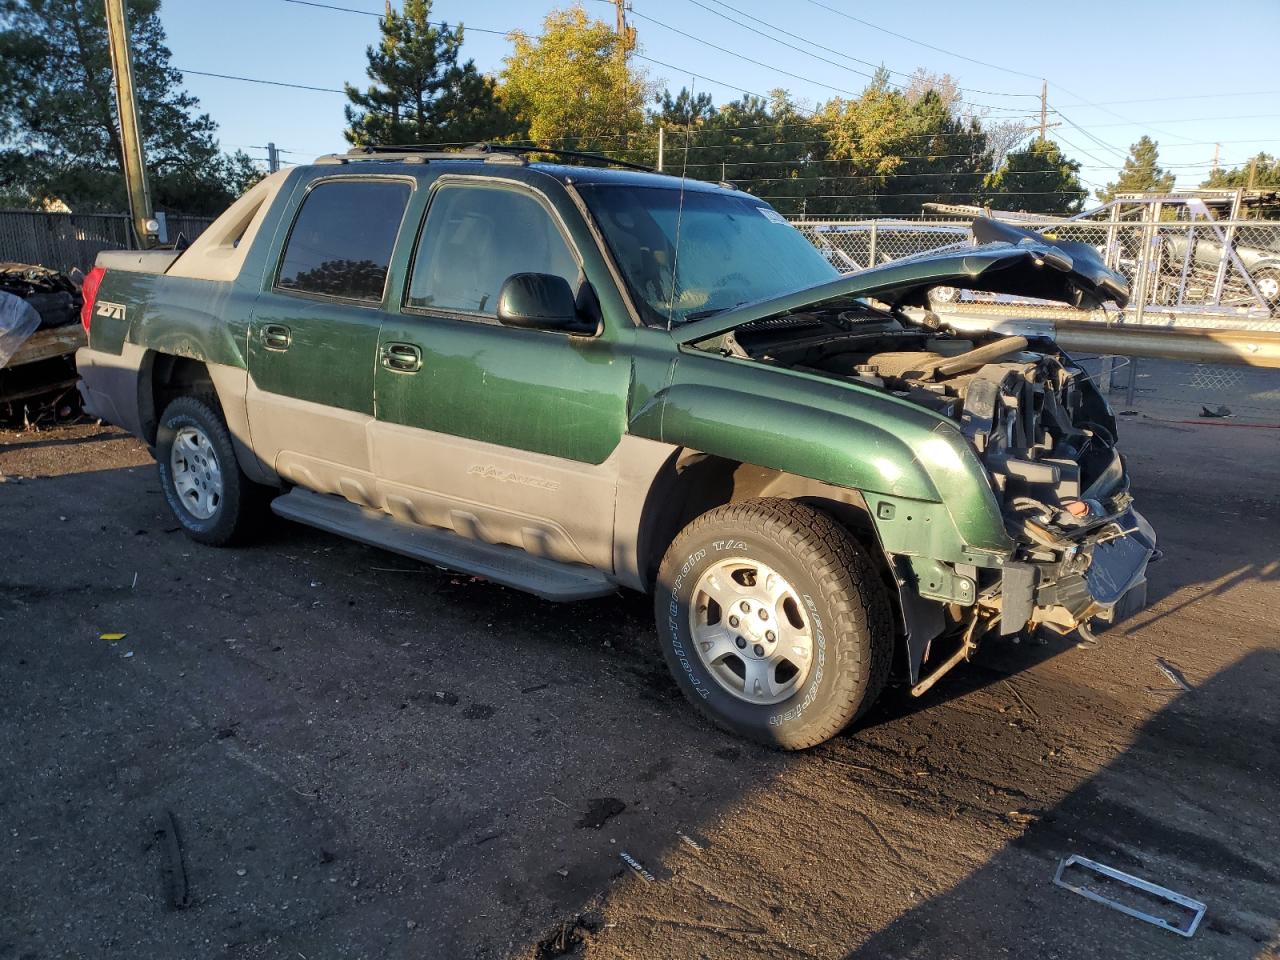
[[858, 330, 1157, 687], [679, 219, 1156, 689]]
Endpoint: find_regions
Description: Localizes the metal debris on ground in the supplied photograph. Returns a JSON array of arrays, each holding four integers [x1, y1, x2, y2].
[[1053, 854, 1206, 937], [1155, 657, 1193, 692], [676, 830, 706, 852], [153, 810, 191, 910], [1199, 405, 1233, 419], [618, 850, 656, 883]]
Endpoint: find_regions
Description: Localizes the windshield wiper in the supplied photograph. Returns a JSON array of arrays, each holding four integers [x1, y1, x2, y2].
[[683, 301, 745, 323]]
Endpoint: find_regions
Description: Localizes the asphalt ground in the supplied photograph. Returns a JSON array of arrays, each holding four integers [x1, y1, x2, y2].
[[1, 396, 1278, 960]]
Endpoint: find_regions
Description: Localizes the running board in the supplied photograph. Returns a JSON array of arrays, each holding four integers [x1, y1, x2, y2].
[[270, 488, 617, 602]]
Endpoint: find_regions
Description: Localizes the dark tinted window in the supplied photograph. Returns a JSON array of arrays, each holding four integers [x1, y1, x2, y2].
[[407, 184, 579, 315], [277, 180, 411, 302]]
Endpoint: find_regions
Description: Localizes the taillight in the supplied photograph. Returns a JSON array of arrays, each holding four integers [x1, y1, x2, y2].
[[80, 266, 106, 334]]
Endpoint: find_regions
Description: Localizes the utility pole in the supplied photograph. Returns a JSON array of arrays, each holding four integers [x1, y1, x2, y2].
[[656, 126, 664, 172], [1039, 80, 1048, 141], [1212, 142, 1220, 173], [266, 142, 280, 174], [614, 0, 626, 41], [104, 0, 157, 248]]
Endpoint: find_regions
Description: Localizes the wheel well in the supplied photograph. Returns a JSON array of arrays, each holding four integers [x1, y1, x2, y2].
[[635, 451, 909, 675], [140, 353, 216, 445], [639, 452, 889, 585]]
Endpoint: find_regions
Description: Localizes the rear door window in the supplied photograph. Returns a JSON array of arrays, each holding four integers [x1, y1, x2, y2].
[[276, 179, 411, 302], [406, 183, 579, 316]]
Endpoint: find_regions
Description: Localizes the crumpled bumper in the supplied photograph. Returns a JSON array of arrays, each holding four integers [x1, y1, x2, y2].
[[1002, 506, 1156, 636]]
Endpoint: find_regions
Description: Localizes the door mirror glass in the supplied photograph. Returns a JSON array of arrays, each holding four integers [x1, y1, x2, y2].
[[497, 273, 593, 334]]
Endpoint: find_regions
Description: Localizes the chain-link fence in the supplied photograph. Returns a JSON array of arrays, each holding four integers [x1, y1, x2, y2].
[[790, 210, 1280, 333], [0, 209, 215, 274]]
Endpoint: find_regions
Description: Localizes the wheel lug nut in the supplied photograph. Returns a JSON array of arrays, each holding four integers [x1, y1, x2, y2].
[[766, 630, 776, 642], [753, 644, 765, 657], [729, 615, 739, 628], [740, 601, 751, 613], [735, 636, 746, 649], [759, 609, 769, 620]]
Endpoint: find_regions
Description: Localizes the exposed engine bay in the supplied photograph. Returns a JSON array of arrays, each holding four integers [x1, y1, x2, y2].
[[709, 298, 1155, 667]]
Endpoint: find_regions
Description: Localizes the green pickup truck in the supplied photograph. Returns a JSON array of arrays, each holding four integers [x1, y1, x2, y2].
[[76, 146, 1154, 749]]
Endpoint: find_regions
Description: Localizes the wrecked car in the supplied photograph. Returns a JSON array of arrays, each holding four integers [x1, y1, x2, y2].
[[74, 146, 1154, 749]]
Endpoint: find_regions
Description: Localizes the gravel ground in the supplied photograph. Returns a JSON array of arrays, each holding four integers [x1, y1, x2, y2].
[[1, 411, 1277, 960]]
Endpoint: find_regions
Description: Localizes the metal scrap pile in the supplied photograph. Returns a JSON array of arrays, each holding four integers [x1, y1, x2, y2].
[[0, 262, 86, 423]]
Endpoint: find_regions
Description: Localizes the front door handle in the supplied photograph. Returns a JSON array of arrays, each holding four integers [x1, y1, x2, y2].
[[261, 323, 292, 351], [381, 341, 422, 373]]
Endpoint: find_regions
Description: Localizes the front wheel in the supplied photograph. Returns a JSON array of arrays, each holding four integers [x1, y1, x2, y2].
[[1253, 267, 1280, 313], [654, 498, 894, 750], [156, 395, 265, 546]]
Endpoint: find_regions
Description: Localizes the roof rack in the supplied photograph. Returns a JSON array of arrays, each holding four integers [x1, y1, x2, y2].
[[314, 142, 660, 174]]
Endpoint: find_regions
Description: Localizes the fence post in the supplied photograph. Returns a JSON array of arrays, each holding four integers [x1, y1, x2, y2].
[[1210, 189, 1243, 305], [868, 221, 878, 268], [1125, 201, 1161, 408]]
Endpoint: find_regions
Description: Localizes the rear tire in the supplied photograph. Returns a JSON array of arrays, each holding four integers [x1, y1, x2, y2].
[[156, 395, 267, 546], [654, 498, 894, 750]]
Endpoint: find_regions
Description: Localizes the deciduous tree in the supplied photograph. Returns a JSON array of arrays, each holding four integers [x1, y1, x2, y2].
[[498, 7, 652, 152]]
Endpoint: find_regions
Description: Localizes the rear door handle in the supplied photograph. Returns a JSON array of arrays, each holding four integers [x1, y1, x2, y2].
[[381, 341, 422, 373], [261, 323, 292, 351]]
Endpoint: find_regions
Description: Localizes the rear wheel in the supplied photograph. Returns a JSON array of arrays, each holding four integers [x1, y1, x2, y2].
[[156, 395, 266, 545], [654, 498, 894, 750]]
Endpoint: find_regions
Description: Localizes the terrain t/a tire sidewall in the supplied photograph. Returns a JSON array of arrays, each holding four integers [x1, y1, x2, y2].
[[155, 395, 248, 547], [655, 499, 893, 750]]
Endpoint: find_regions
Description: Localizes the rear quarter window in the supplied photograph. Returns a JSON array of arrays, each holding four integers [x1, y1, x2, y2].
[[276, 179, 411, 302]]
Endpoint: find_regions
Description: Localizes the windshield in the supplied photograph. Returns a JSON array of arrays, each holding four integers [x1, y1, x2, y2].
[[577, 184, 838, 326]]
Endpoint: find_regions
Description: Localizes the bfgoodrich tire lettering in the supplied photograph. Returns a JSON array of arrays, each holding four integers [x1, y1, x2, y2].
[[655, 498, 893, 750], [155, 395, 264, 546]]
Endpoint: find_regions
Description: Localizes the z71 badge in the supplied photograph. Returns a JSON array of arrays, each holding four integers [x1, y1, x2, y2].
[[94, 300, 126, 320]]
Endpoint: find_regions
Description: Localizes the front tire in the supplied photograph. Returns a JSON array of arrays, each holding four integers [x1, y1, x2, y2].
[[654, 498, 893, 750], [156, 395, 264, 546]]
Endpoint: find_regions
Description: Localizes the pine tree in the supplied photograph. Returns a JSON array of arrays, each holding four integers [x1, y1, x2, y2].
[[0, 0, 256, 214], [986, 137, 1085, 214], [343, 0, 516, 147], [1097, 136, 1175, 202]]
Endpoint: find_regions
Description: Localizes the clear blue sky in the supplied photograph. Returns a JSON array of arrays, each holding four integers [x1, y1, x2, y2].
[[161, 0, 1280, 200]]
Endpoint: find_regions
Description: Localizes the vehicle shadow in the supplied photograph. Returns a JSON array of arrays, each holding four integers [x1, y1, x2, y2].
[[845, 651, 1280, 960]]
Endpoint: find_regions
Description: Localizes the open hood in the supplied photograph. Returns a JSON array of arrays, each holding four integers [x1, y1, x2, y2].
[[673, 218, 1130, 344]]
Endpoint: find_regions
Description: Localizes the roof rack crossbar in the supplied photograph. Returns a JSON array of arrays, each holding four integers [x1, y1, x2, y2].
[[313, 142, 659, 174]]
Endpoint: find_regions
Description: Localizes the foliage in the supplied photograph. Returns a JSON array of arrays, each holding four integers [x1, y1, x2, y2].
[[1096, 135, 1175, 202], [985, 137, 1084, 214], [1201, 152, 1280, 190], [499, 7, 652, 151], [0, 0, 257, 215], [343, 0, 516, 147]]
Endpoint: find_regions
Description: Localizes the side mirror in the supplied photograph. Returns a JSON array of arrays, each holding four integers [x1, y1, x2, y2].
[[497, 273, 594, 334]]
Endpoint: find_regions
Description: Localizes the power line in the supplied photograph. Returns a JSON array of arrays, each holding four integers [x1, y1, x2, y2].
[[1055, 89, 1280, 108], [177, 67, 344, 94], [280, 0, 509, 34], [685, 0, 1035, 107], [800, 0, 1042, 82], [627, 7, 865, 98]]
